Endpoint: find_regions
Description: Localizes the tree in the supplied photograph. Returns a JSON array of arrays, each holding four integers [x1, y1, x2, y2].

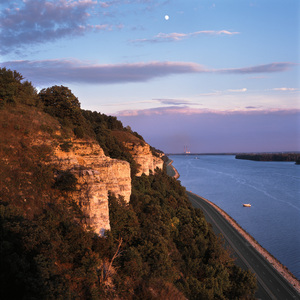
[[39, 85, 94, 138], [0, 67, 38, 106], [39, 85, 81, 121]]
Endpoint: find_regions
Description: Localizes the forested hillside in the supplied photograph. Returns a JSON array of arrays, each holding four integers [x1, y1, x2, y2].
[[0, 68, 256, 299]]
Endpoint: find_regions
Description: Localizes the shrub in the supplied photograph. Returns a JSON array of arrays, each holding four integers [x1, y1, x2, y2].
[[53, 170, 77, 192], [60, 141, 72, 152], [74, 126, 84, 138]]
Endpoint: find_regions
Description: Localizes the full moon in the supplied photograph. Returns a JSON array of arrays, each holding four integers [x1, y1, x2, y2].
[[164, 15, 169, 20]]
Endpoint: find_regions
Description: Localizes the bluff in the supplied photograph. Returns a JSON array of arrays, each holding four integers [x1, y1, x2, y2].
[[51, 133, 163, 234], [51, 137, 132, 235], [112, 130, 164, 176], [0, 102, 163, 236], [0, 69, 257, 299], [0, 80, 164, 235]]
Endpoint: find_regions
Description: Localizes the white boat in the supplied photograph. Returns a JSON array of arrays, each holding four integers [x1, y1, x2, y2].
[[243, 204, 251, 207]]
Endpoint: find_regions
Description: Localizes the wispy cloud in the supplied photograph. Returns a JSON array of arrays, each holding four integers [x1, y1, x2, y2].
[[272, 87, 298, 91], [227, 88, 247, 93], [118, 106, 300, 117], [118, 106, 197, 117], [1, 59, 296, 86], [220, 62, 295, 74], [100, 0, 167, 9], [132, 30, 239, 43], [0, 0, 113, 54], [153, 98, 201, 106], [245, 106, 263, 109]]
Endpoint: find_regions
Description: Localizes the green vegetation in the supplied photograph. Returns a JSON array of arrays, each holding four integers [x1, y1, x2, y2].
[[0, 201, 104, 299], [81, 110, 140, 177], [0, 68, 257, 299], [39, 85, 95, 139], [106, 171, 257, 299], [0, 170, 257, 299], [0, 68, 39, 107]]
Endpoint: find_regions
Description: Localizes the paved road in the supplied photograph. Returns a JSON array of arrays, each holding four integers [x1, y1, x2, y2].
[[187, 191, 300, 300]]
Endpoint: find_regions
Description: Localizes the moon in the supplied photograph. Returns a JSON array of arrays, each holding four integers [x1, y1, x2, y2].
[[164, 15, 169, 20]]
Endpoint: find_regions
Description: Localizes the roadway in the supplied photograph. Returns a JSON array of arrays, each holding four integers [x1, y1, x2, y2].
[[186, 191, 300, 300]]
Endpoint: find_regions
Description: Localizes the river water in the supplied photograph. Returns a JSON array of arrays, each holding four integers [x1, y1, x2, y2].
[[169, 155, 300, 280]]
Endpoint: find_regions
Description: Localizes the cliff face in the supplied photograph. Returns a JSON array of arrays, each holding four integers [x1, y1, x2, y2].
[[3, 104, 162, 236], [111, 131, 164, 176], [123, 142, 164, 176], [52, 139, 131, 235], [50, 133, 164, 234]]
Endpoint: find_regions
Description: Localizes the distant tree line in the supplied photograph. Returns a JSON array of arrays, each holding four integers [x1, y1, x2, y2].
[[236, 153, 300, 163]]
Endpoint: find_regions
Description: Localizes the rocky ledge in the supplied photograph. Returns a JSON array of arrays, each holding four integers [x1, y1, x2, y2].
[[52, 139, 131, 235]]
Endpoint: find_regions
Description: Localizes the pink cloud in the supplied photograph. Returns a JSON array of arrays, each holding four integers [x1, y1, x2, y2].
[[117, 106, 300, 117]]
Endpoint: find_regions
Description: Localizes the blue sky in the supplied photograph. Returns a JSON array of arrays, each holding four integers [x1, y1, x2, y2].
[[1, 0, 299, 153]]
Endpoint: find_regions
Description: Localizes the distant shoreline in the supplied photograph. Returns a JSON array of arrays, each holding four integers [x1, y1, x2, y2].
[[166, 159, 300, 294], [167, 151, 300, 157], [235, 153, 300, 163]]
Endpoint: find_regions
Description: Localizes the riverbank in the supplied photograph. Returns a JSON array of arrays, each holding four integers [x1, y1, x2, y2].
[[165, 159, 180, 179], [166, 160, 300, 294]]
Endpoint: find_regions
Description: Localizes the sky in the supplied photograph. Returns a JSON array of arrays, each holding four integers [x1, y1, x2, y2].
[[1, 0, 299, 153]]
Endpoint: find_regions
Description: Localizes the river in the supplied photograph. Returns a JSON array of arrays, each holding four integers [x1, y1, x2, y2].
[[169, 154, 300, 280]]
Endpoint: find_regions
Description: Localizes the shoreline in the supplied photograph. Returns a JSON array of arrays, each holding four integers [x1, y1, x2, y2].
[[166, 160, 300, 294], [166, 159, 180, 179]]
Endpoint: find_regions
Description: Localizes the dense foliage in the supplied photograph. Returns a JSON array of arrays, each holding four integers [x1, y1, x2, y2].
[[0, 170, 257, 300], [82, 110, 139, 176], [0, 201, 104, 299], [107, 170, 257, 299], [0, 67, 38, 107], [39, 85, 95, 139], [0, 68, 257, 299]]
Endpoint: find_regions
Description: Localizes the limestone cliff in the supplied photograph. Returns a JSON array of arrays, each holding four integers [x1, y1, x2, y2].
[[31, 126, 162, 235], [51, 138, 131, 235], [123, 142, 164, 176], [112, 131, 164, 176]]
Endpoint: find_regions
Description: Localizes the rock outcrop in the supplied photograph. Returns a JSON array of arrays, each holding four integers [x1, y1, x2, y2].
[[33, 128, 163, 236], [52, 139, 131, 235], [123, 142, 164, 176], [111, 131, 164, 176]]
